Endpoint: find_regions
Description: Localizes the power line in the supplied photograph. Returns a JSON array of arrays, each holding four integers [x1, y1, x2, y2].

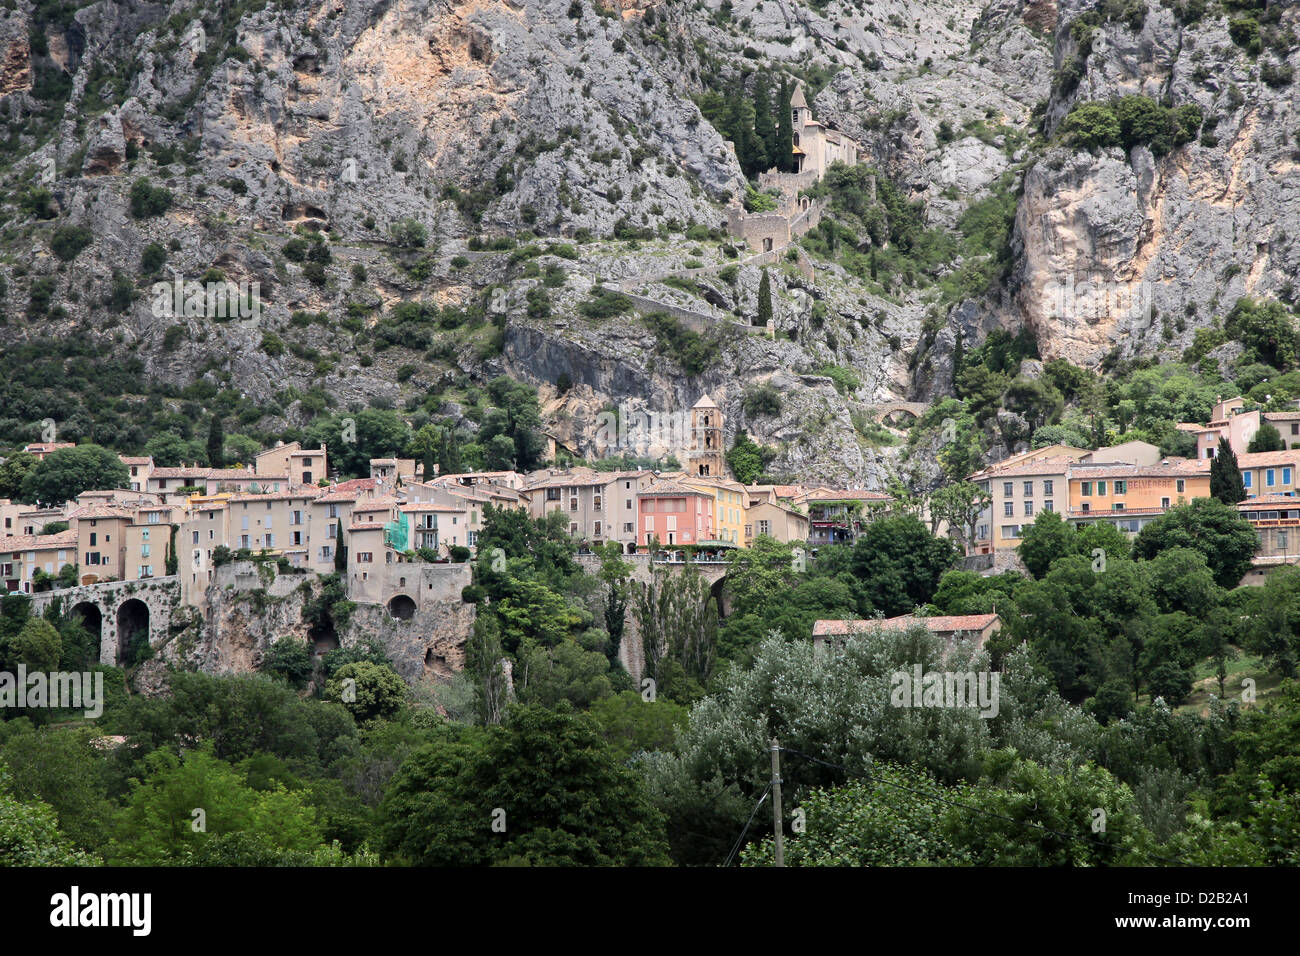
[[723, 781, 772, 868], [778, 746, 1189, 867]]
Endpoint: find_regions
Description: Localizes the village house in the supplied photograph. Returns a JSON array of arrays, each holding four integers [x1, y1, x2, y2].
[[1237, 449, 1300, 498], [0, 529, 78, 592], [370, 458, 420, 483], [680, 474, 748, 548], [118, 456, 155, 491], [22, 441, 75, 460], [523, 469, 654, 553], [253, 441, 328, 486], [68, 505, 135, 584], [796, 488, 892, 547], [637, 477, 716, 551], [1065, 460, 1210, 535], [969, 445, 1092, 555], [742, 497, 810, 546]]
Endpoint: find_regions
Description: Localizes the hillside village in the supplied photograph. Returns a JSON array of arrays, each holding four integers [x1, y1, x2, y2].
[[1, 0, 1299, 880], [4, 389, 1300, 672]]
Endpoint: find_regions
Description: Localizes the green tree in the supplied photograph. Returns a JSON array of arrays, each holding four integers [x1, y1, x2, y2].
[[0, 726, 115, 853], [1248, 422, 1285, 453], [165, 524, 178, 575], [757, 267, 773, 327], [20, 444, 130, 505], [1209, 437, 1247, 504], [334, 522, 347, 571], [776, 78, 794, 172], [587, 690, 688, 760], [725, 430, 767, 484], [0, 765, 101, 865], [753, 75, 778, 168], [849, 515, 960, 616], [379, 706, 671, 866], [207, 415, 225, 468], [109, 745, 322, 865], [1062, 100, 1122, 149], [633, 563, 717, 702], [324, 661, 406, 724], [1017, 509, 1078, 578], [0, 451, 38, 500], [1245, 567, 1300, 677], [1226, 297, 1299, 369], [931, 482, 992, 553], [14, 617, 61, 669], [1133, 497, 1257, 588], [262, 636, 315, 689]]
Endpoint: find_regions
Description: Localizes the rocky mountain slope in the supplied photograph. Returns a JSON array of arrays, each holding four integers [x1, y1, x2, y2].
[[0, 0, 1297, 486]]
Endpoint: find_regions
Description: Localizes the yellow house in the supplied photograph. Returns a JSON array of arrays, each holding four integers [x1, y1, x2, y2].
[[681, 475, 748, 547]]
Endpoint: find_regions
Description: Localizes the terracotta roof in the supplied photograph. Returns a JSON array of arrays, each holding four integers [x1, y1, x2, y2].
[[66, 505, 135, 520], [1068, 461, 1209, 478], [813, 614, 1000, 637], [0, 530, 77, 553], [118, 456, 153, 466], [1237, 450, 1300, 468], [527, 473, 608, 490], [228, 488, 324, 502], [969, 455, 1080, 480], [316, 478, 379, 503], [1175, 422, 1206, 432], [799, 488, 892, 502], [348, 521, 386, 531], [1239, 494, 1300, 507], [23, 442, 75, 453], [637, 479, 711, 497]]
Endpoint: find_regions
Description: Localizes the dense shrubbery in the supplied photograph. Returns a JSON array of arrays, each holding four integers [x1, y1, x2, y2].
[[1062, 96, 1203, 155]]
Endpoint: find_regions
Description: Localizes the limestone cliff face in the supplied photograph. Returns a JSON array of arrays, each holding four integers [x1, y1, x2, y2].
[[12, 0, 1292, 485], [1009, 0, 1300, 366], [164, 565, 473, 687]]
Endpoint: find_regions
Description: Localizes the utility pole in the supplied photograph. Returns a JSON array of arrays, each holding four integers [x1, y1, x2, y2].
[[770, 737, 785, 867]]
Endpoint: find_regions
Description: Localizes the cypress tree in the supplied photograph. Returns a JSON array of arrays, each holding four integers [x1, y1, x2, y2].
[[206, 415, 224, 468], [334, 521, 347, 571], [727, 93, 765, 177], [757, 269, 773, 327], [776, 78, 795, 173], [753, 77, 777, 171], [1210, 437, 1247, 504], [440, 428, 464, 476], [166, 525, 178, 575]]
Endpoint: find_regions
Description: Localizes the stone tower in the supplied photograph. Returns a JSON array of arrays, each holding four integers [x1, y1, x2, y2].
[[687, 394, 725, 477]]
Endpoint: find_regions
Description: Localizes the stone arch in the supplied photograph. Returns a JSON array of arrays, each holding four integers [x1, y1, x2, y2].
[[69, 601, 103, 657], [388, 594, 416, 620], [116, 598, 150, 666]]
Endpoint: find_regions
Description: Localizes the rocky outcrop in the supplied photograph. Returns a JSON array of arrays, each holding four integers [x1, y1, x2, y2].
[[166, 565, 474, 688], [1008, 1, 1300, 366]]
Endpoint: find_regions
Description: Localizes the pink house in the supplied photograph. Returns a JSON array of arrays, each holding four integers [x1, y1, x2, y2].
[[637, 479, 715, 548]]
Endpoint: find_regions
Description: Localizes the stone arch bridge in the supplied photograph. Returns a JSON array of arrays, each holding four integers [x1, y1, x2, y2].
[[28, 576, 179, 667]]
